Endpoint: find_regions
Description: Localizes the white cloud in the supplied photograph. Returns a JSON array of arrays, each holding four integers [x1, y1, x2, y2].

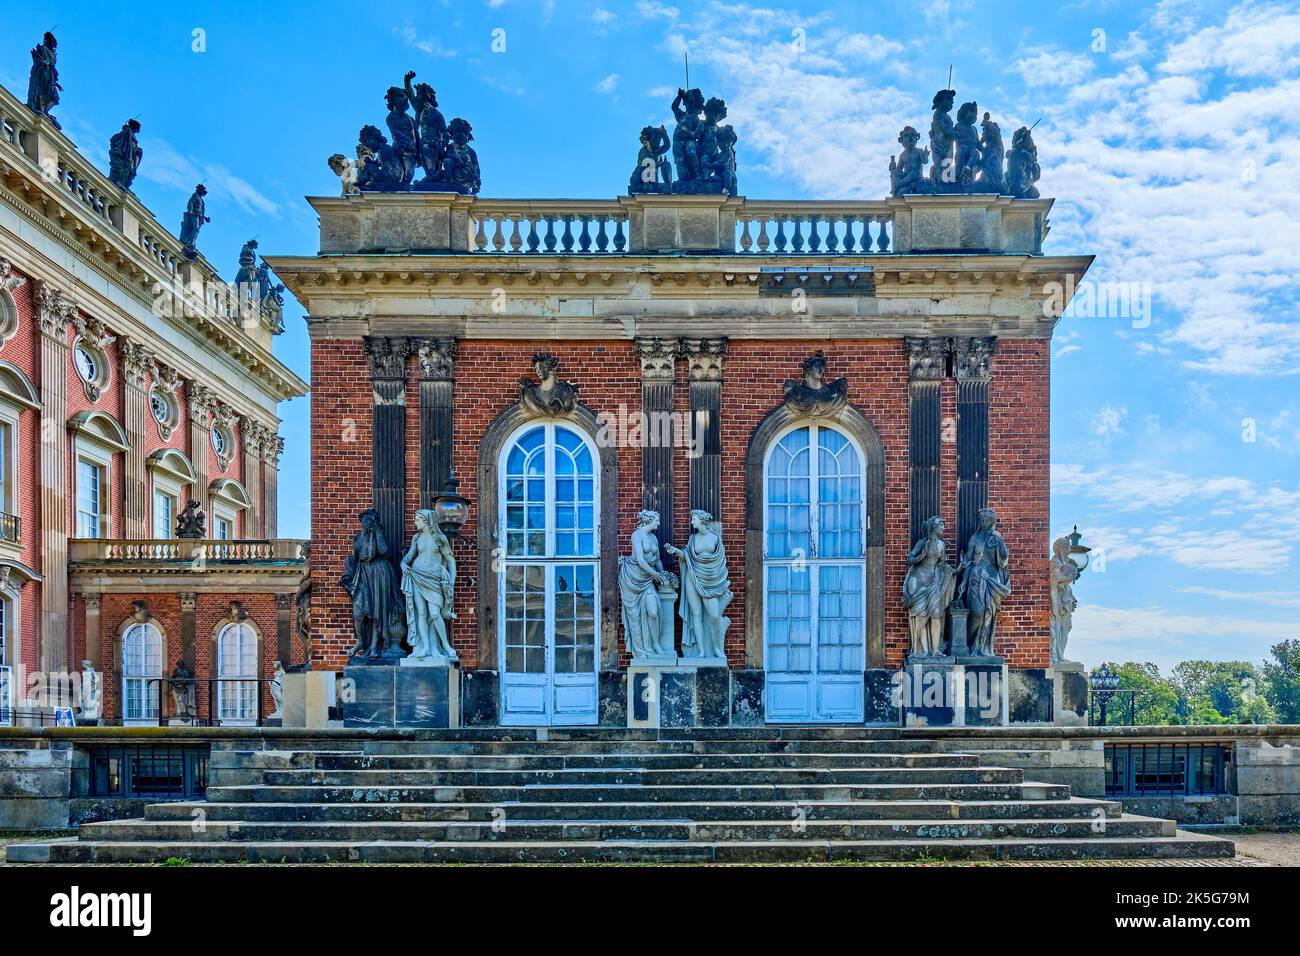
[[834, 34, 904, 63], [1011, 46, 1096, 87], [1160, 3, 1300, 77], [137, 136, 279, 219], [596, 74, 619, 95], [1092, 404, 1127, 438], [395, 26, 458, 58]]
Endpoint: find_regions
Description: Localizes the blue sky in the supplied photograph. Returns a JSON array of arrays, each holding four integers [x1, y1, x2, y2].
[[2, 0, 1297, 672]]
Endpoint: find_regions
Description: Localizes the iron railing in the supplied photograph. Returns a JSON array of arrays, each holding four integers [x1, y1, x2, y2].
[[1104, 742, 1233, 798], [77, 743, 210, 800], [124, 675, 280, 728], [0, 510, 19, 545], [0, 664, 10, 726]]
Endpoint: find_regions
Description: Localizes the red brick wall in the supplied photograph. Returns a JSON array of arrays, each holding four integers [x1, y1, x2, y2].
[[308, 335, 1052, 673]]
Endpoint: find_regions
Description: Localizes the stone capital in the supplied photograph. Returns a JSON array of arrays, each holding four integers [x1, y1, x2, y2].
[[954, 336, 998, 382], [634, 336, 677, 382], [904, 336, 949, 382], [415, 336, 458, 381], [363, 335, 412, 381], [121, 339, 155, 389], [33, 279, 74, 341], [186, 380, 216, 421], [680, 337, 728, 382], [179, 592, 197, 613], [242, 419, 268, 456], [153, 361, 181, 394]]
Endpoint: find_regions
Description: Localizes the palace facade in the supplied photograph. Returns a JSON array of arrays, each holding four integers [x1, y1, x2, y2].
[[0, 80, 308, 725], [271, 190, 1090, 727]]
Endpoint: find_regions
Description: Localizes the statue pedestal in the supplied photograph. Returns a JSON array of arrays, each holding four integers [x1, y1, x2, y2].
[[621, 193, 743, 254], [627, 664, 729, 729], [343, 662, 460, 729], [1049, 661, 1088, 726], [282, 671, 334, 729], [887, 194, 1050, 255], [900, 658, 1007, 728]]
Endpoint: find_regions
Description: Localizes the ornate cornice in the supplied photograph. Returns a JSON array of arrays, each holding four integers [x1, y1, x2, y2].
[[680, 337, 728, 382], [904, 336, 948, 382], [415, 336, 458, 381], [955, 336, 997, 381], [634, 336, 677, 382], [363, 335, 412, 381]]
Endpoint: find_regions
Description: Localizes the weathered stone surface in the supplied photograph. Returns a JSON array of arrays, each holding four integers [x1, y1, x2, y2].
[[598, 670, 626, 727], [393, 665, 458, 729], [1009, 668, 1053, 723], [730, 669, 764, 726], [658, 671, 696, 729], [460, 669, 499, 726], [865, 669, 898, 724], [696, 666, 729, 727], [342, 665, 395, 728]]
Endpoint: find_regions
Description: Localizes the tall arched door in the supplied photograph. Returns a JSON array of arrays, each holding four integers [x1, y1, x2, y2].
[[122, 622, 163, 725], [216, 622, 258, 726], [763, 423, 867, 722], [499, 423, 600, 725]]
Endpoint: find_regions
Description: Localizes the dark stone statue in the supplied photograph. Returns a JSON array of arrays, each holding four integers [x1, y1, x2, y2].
[[176, 499, 206, 539], [384, 86, 418, 187], [108, 119, 143, 191], [179, 184, 209, 259], [437, 118, 481, 195], [341, 509, 406, 660], [629, 124, 673, 194], [670, 90, 736, 194], [405, 70, 449, 185], [519, 353, 579, 417], [782, 354, 848, 417], [234, 239, 284, 309], [957, 507, 1011, 658], [1006, 126, 1041, 199], [977, 112, 1005, 194], [671, 88, 706, 184], [952, 101, 982, 189], [169, 658, 196, 722], [354, 125, 407, 192], [889, 126, 930, 197], [26, 32, 61, 127], [927, 88, 958, 190]]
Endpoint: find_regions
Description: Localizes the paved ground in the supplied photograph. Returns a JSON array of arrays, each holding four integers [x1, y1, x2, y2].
[[1218, 827, 1300, 866]]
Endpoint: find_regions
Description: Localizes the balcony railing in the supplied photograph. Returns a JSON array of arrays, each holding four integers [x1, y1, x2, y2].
[[0, 665, 11, 727], [68, 538, 308, 564], [0, 511, 19, 545]]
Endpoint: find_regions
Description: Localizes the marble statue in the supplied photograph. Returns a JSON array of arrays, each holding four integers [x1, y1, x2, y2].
[[405, 71, 449, 185], [927, 88, 958, 190], [1006, 126, 1041, 199], [620, 510, 675, 659], [328, 153, 360, 196], [671, 88, 706, 185], [26, 32, 61, 127], [904, 516, 957, 658], [629, 124, 673, 194], [666, 509, 732, 661], [1050, 535, 1082, 664], [169, 658, 196, 722], [354, 125, 407, 191], [179, 185, 209, 260], [269, 660, 285, 718], [234, 239, 259, 290], [108, 119, 143, 191], [889, 126, 930, 197], [957, 507, 1011, 658], [519, 353, 579, 416], [438, 118, 481, 195], [783, 353, 848, 417], [340, 508, 406, 660], [384, 86, 418, 187], [977, 112, 1005, 194], [176, 499, 206, 539], [400, 509, 459, 663], [952, 101, 982, 189], [78, 660, 102, 724]]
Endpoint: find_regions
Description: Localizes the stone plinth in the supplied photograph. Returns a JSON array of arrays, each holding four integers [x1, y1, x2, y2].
[[622, 194, 742, 253], [627, 664, 729, 729], [343, 663, 460, 729], [888, 194, 1051, 255], [314, 193, 475, 254], [901, 658, 1008, 728], [1049, 662, 1088, 726], [282, 671, 334, 729]]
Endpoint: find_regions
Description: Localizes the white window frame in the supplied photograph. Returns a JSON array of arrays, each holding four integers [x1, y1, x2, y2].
[[75, 451, 110, 539], [121, 621, 163, 725], [0, 412, 17, 552], [216, 622, 259, 726], [213, 508, 235, 541], [762, 421, 868, 723]]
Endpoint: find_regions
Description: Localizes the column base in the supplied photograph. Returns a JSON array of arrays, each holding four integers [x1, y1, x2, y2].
[[901, 660, 1008, 727]]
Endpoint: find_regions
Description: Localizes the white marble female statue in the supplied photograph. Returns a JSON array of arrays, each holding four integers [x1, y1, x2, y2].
[[1049, 535, 1081, 664], [903, 515, 957, 657], [400, 509, 459, 662], [666, 509, 732, 661], [619, 510, 672, 658]]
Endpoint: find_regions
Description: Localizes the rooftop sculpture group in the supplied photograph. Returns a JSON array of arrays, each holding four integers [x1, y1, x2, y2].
[[890, 87, 1041, 199], [630, 87, 737, 195], [332, 71, 481, 195]]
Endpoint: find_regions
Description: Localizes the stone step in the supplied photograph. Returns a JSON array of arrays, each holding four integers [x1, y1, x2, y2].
[[301, 752, 985, 771], [144, 795, 1123, 823], [205, 781, 1065, 804], [8, 830, 1235, 865], [255, 767, 1023, 788], [349, 739, 943, 756], [77, 814, 1173, 844]]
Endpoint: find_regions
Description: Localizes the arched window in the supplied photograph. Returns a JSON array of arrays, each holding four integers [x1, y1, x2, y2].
[[122, 622, 163, 724], [498, 423, 599, 725], [216, 622, 258, 725], [763, 423, 867, 722]]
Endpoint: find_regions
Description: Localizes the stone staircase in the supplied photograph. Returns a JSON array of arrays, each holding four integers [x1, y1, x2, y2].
[[6, 730, 1234, 864]]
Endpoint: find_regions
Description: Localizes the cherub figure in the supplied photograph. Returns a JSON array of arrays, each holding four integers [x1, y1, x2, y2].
[[404, 70, 449, 183], [927, 88, 958, 189], [629, 124, 673, 193], [712, 125, 738, 195], [977, 112, 1005, 193], [383, 86, 418, 187], [889, 125, 930, 197], [953, 101, 982, 189], [439, 118, 480, 194], [1006, 126, 1041, 199], [354, 125, 406, 191], [697, 97, 733, 193], [671, 87, 706, 184], [328, 153, 360, 196]]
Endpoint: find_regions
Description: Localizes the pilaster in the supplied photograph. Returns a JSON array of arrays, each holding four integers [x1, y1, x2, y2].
[[955, 336, 997, 555], [680, 337, 727, 521], [635, 336, 677, 563], [364, 336, 412, 573], [121, 339, 153, 538], [416, 337, 457, 510], [904, 336, 946, 545], [186, 381, 216, 521], [35, 280, 72, 675]]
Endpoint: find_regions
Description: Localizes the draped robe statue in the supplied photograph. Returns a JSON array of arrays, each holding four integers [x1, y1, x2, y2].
[[666, 510, 732, 661], [619, 510, 675, 658], [401, 509, 459, 663], [341, 509, 405, 659], [903, 516, 957, 657], [958, 508, 1012, 658]]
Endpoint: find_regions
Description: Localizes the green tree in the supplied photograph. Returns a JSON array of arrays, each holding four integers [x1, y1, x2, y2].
[[1094, 662, 1180, 725], [1171, 660, 1273, 724], [1262, 640, 1300, 724]]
